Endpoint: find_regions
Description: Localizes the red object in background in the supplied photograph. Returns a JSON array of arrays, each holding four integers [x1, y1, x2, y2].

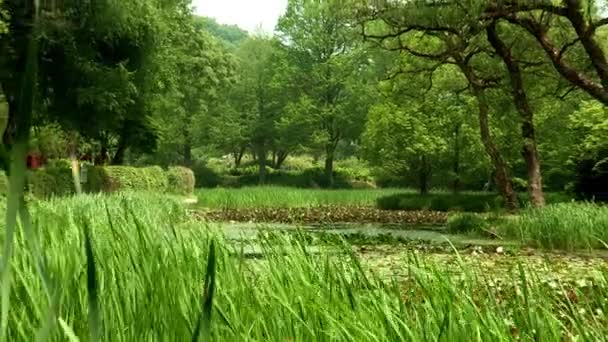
[[26, 153, 45, 169]]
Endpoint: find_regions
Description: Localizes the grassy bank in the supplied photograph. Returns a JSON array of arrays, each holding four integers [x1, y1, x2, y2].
[[501, 202, 608, 250], [2, 193, 607, 339], [195, 187, 573, 212], [196, 186, 406, 209]]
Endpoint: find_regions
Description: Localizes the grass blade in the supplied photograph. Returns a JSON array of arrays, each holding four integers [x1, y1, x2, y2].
[[192, 240, 217, 342], [83, 219, 101, 341], [58, 318, 80, 342]]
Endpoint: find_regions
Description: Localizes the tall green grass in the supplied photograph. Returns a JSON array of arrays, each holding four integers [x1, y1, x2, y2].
[[196, 186, 408, 209], [3, 193, 608, 339], [501, 202, 608, 250]]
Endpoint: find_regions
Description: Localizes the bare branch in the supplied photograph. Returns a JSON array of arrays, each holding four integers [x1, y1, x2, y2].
[[593, 17, 608, 30]]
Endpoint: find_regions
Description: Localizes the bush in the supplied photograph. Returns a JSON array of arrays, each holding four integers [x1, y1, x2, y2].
[[0, 171, 8, 196], [88, 166, 174, 193], [167, 166, 195, 194], [500, 202, 608, 250], [376, 192, 499, 212], [447, 213, 488, 234], [377, 192, 574, 212], [142, 166, 168, 190], [27, 167, 75, 198], [191, 162, 222, 188]]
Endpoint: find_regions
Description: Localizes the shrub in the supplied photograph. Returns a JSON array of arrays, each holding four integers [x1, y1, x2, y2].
[[0, 171, 8, 196], [27, 167, 75, 198], [88, 166, 174, 193], [376, 192, 498, 212], [500, 202, 608, 250], [378, 192, 573, 212], [191, 162, 222, 188], [167, 166, 195, 194], [447, 213, 488, 234], [142, 166, 168, 190]]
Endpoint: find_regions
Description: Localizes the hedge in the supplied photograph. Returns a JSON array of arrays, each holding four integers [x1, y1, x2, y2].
[[167, 166, 195, 195], [27, 167, 75, 198], [88, 166, 171, 193], [0, 165, 194, 198], [0, 171, 7, 196]]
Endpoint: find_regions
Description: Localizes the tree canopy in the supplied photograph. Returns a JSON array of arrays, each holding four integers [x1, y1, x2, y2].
[[0, 0, 605, 201]]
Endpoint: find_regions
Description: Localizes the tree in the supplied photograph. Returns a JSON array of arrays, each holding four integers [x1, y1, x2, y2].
[[0, 0, 194, 165], [484, 0, 608, 105], [278, 0, 369, 187], [156, 15, 235, 167], [569, 100, 608, 199], [196, 16, 248, 50], [358, 0, 598, 208], [361, 12, 521, 209], [225, 34, 289, 183], [363, 102, 447, 194], [486, 21, 546, 206]]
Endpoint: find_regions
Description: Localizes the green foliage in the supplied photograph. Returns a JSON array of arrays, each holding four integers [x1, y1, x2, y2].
[[142, 166, 168, 191], [569, 101, 608, 200], [377, 192, 499, 212], [88, 166, 183, 194], [501, 203, 608, 250], [377, 192, 573, 212], [277, 0, 375, 185], [27, 167, 74, 198], [363, 102, 447, 189], [0, 0, 7, 36], [447, 213, 489, 234], [196, 16, 247, 50], [0, 170, 6, 196], [167, 166, 195, 195]]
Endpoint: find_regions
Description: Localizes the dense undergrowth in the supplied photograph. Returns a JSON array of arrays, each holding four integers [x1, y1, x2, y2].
[[196, 186, 573, 213], [376, 192, 573, 212], [501, 202, 608, 250], [2, 193, 607, 340]]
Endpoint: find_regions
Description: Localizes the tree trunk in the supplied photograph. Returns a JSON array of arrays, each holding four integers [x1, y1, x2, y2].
[[271, 150, 277, 168], [419, 154, 430, 195], [487, 23, 545, 207], [182, 124, 192, 166], [456, 57, 518, 211], [112, 137, 127, 165], [324, 145, 334, 188], [472, 86, 519, 211], [452, 123, 461, 194], [257, 144, 267, 185], [0, 102, 17, 174], [233, 147, 245, 169], [275, 150, 289, 169]]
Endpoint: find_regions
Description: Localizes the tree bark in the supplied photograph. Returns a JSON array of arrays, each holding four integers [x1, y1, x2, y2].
[[112, 140, 127, 165], [471, 85, 519, 211], [487, 22, 545, 207], [454, 57, 519, 211], [233, 147, 245, 169], [419, 154, 430, 195], [324, 145, 334, 188], [275, 150, 289, 169], [256, 144, 267, 185], [452, 123, 461, 194], [505, 14, 608, 105]]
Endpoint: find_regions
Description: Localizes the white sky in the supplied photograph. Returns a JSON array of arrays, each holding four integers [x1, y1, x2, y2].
[[193, 0, 288, 33]]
